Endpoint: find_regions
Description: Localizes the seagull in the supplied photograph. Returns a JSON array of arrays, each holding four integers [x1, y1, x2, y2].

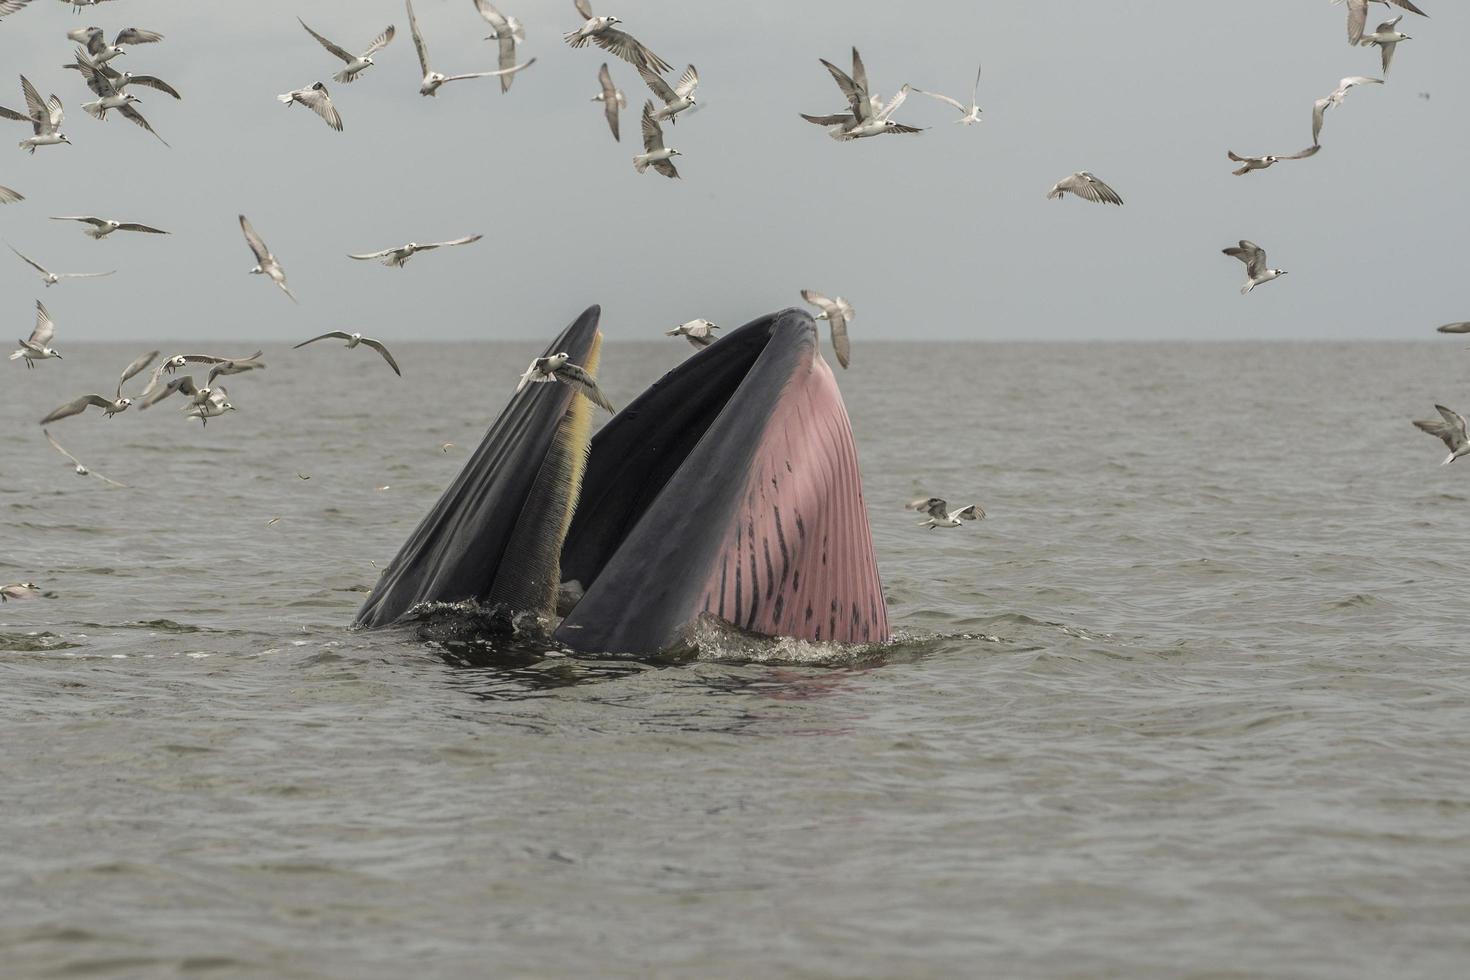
[[139, 373, 214, 410], [407, 0, 535, 97], [0, 75, 70, 153], [800, 290, 854, 369], [1360, 15, 1412, 73], [8, 244, 114, 286], [1413, 404, 1470, 465], [439, 442, 457, 453], [1312, 76, 1382, 145], [1222, 240, 1288, 294], [515, 352, 615, 412], [135, 353, 246, 403], [911, 64, 983, 125], [67, 52, 181, 101], [50, 215, 168, 239], [238, 214, 296, 303], [1226, 145, 1319, 175], [591, 63, 625, 141], [204, 351, 266, 385], [1336, 0, 1426, 46], [0, 582, 41, 602], [0, 1, 36, 22], [0, 184, 20, 204], [1046, 171, 1124, 205], [634, 100, 680, 177], [277, 82, 342, 131], [39, 348, 156, 422], [639, 63, 698, 124], [297, 18, 395, 84], [348, 234, 482, 268], [58, 0, 120, 13], [473, 0, 526, 93], [184, 386, 235, 426], [294, 332, 402, 377], [907, 497, 985, 530], [67, 26, 163, 64], [44, 429, 127, 487], [801, 49, 922, 141], [563, 0, 672, 75], [667, 318, 719, 348], [1435, 323, 1470, 333], [9, 301, 61, 368], [77, 75, 168, 145]]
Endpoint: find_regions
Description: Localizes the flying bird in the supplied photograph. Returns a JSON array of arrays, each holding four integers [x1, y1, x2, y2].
[[43, 429, 127, 487], [297, 18, 395, 84], [9, 300, 61, 367], [1226, 145, 1319, 175], [184, 386, 235, 426], [1046, 171, 1123, 205], [67, 26, 163, 63], [0, 75, 70, 153], [139, 374, 214, 410], [667, 318, 719, 348], [238, 214, 296, 302], [50, 215, 168, 239], [1413, 404, 1469, 465], [277, 82, 342, 131], [348, 234, 482, 268], [515, 352, 615, 412], [77, 76, 168, 145], [472, 0, 526, 93], [911, 64, 983, 125], [639, 63, 698, 124], [907, 497, 985, 530], [67, 52, 181, 100], [563, 0, 672, 75], [1311, 76, 1382, 145], [1435, 323, 1470, 334], [1336, 0, 1426, 45], [204, 351, 266, 385], [591, 63, 624, 141], [294, 332, 402, 377], [1222, 240, 1288, 294], [407, 0, 535, 97], [1360, 15, 1412, 73], [801, 49, 921, 140], [136, 352, 254, 403], [39, 349, 157, 423], [0, 184, 20, 204], [8, 244, 113, 286], [800, 290, 854, 368], [634, 100, 680, 178]]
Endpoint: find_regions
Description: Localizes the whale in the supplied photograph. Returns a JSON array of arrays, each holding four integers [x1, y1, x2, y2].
[[354, 304, 889, 653]]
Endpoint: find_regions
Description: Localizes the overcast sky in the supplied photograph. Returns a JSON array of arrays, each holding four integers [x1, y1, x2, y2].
[[0, 0, 1463, 342]]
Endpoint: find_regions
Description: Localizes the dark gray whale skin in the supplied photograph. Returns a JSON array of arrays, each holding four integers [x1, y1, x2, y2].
[[355, 305, 889, 654]]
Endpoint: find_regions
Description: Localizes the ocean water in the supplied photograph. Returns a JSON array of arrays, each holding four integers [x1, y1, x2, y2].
[[3, 338, 1469, 979]]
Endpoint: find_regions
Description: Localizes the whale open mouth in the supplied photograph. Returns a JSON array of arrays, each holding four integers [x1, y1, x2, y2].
[[355, 305, 888, 654]]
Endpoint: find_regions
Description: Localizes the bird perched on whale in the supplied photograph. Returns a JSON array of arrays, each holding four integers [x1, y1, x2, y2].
[[515, 352, 614, 412]]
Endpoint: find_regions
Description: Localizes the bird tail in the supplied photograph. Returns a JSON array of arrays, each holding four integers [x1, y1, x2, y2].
[[1444, 453, 1457, 466], [634, 156, 648, 173], [1231, 165, 1250, 176], [1045, 188, 1062, 199], [276, 93, 294, 105], [563, 31, 589, 47], [82, 100, 105, 119], [85, 227, 106, 239], [333, 69, 359, 84], [664, 328, 680, 336], [1241, 282, 1254, 295], [8, 349, 23, 360]]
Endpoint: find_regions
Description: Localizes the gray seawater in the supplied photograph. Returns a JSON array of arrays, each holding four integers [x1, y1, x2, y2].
[[4, 338, 1470, 979]]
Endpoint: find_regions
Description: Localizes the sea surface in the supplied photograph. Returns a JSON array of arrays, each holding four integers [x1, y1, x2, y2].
[[3, 339, 1469, 979]]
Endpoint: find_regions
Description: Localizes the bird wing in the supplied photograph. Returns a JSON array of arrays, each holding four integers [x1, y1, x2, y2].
[[598, 62, 617, 98], [954, 505, 985, 521], [114, 27, 163, 45], [116, 349, 158, 397], [41, 393, 111, 423], [910, 87, 965, 112], [474, 0, 510, 33], [1377, 15, 1404, 31], [673, 64, 698, 99], [1415, 417, 1463, 451], [801, 289, 836, 317], [298, 18, 355, 63], [44, 429, 83, 467], [293, 331, 353, 349], [850, 47, 870, 100], [650, 157, 680, 179], [9, 244, 48, 276], [407, 0, 430, 76], [0, 103, 29, 121], [1346, 0, 1369, 43], [820, 59, 865, 120], [1311, 97, 1330, 145], [601, 67, 621, 140], [1278, 144, 1321, 161], [638, 63, 676, 102], [20, 74, 45, 121], [58, 270, 114, 279], [1224, 241, 1267, 277], [360, 338, 402, 377], [30, 300, 54, 346], [1380, 38, 1398, 73], [971, 62, 983, 101], [67, 26, 103, 46], [140, 374, 197, 408], [363, 24, 395, 57], [828, 313, 850, 368], [1436, 404, 1468, 438], [296, 85, 343, 131], [591, 29, 671, 75], [238, 215, 270, 262], [1435, 322, 1470, 334], [117, 103, 168, 144], [515, 360, 542, 393], [43, 94, 64, 132], [494, 33, 518, 89], [442, 58, 535, 82], [348, 247, 397, 260], [908, 497, 949, 520], [556, 362, 615, 413], [640, 99, 664, 151], [574, 0, 595, 20], [0, 185, 20, 204], [115, 222, 169, 233], [877, 84, 910, 121], [877, 123, 924, 136], [1067, 173, 1123, 205], [800, 112, 852, 126], [52, 215, 105, 227], [1338, 75, 1382, 95], [425, 234, 482, 249], [126, 75, 182, 99], [1226, 150, 1250, 162]]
